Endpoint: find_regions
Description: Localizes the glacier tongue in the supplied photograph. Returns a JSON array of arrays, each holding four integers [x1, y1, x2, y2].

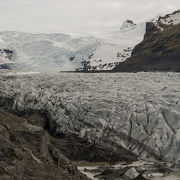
[[0, 72, 180, 162]]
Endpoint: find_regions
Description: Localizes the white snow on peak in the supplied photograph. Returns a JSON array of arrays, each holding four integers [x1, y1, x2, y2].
[[151, 13, 165, 23], [120, 20, 137, 32], [158, 11, 180, 26], [152, 10, 180, 30]]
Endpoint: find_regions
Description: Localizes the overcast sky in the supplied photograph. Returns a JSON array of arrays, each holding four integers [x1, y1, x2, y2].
[[0, 0, 179, 34]]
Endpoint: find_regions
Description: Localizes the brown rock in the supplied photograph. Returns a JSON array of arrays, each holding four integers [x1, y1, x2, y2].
[[0, 108, 89, 180]]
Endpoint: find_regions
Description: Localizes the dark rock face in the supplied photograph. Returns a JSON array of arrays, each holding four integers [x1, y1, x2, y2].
[[70, 56, 75, 61], [2, 49, 14, 60], [120, 19, 137, 31], [50, 134, 138, 163], [113, 22, 180, 72], [0, 64, 11, 69], [0, 63, 24, 70], [142, 22, 160, 41], [0, 48, 15, 69], [0, 49, 14, 61], [0, 108, 89, 180]]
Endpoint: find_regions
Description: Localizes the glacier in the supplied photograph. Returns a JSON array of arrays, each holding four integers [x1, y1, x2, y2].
[[0, 21, 146, 72], [0, 72, 180, 162]]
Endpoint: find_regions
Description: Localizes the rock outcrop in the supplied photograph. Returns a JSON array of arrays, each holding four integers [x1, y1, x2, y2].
[[81, 160, 180, 180], [0, 108, 89, 180], [0, 41, 15, 69]]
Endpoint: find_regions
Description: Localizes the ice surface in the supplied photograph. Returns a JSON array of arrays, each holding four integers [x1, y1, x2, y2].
[[0, 72, 180, 162]]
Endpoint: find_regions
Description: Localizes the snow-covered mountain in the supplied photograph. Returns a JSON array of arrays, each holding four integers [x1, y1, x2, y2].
[[78, 21, 145, 71], [120, 20, 137, 31], [0, 10, 179, 72], [154, 10, 180, 29], [0, 20, 146, 72], [113, 10, 180, 72]]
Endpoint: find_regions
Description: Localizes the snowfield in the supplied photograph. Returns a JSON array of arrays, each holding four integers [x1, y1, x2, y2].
[[0, 72, 180, 162]]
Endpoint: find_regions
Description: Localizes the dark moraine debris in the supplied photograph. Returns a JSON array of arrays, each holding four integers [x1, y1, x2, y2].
[[0, 108, 89, 180]]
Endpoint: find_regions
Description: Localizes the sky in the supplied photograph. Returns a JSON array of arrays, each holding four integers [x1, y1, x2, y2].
[[0, 0, 179, 34]]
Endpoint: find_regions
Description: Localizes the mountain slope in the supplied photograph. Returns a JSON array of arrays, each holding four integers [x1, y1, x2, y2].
[[74, 21, 146, 71], [113, 10, 180, 72]]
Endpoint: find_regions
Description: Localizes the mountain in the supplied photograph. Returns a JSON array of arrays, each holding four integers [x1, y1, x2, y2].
[[0, 11, 179, 72], [0, 20, 145, 72], [76, 21, 145, 71], [113, 10, 180, 72], [0, 108, 89, 180]]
